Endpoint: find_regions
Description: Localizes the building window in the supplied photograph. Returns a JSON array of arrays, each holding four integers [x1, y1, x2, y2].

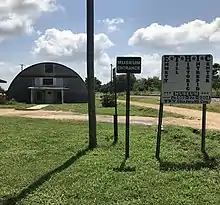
[[43, 78, 53, 86], [44, 64, 54, 73]]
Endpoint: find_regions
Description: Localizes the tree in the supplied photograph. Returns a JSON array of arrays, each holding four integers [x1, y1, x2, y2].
[[212, 63, 220, 90], [100, 74, 136, 93], [0, 86, 4, 92], [99, 83, 111, 93], [85, 77, 102, 92], [132, 77, 161, 92], [146, 76, 161, 91], [133, 78, 147, 91]]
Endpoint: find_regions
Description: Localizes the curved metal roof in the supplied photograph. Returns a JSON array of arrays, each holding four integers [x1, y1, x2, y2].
[[8, 62, 85, 91]]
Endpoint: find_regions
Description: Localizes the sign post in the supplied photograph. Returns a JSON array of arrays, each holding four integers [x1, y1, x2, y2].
[[113, 68, 118, 144], [156, 54, 213, 159], [156, 102, 164, 159], [110, 64, 113, 93], [125, 72, 131, 158], [201, 104, 206, 152], [116, 56, 142, 159]]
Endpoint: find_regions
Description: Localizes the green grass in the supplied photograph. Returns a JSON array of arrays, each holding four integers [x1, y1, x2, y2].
[[1, 117, 220, 204], [118, 95, 160, 104], [0, 102, 33, 109], [168, 103, 220, 113], [130, 96, 160, 104], [44, 99, 184, 118]]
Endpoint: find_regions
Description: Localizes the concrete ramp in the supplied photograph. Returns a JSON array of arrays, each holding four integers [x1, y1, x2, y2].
[[27, 104, 49, 110]]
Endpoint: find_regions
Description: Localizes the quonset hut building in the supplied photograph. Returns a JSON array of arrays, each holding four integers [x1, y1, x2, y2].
[[7, 62, 88, 104]]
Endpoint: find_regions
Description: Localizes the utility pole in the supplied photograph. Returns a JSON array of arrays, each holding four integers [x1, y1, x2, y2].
[[110, 64, 113, 93], [20, 64, 25, 71], [110, 64, 113, 83], [86, 0, 97, 149]]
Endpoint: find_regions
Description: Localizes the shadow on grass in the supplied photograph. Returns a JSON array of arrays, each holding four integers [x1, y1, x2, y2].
[[111, 137, 118, 146], [98, 135, 118, 148], [113, 158, 136, 172], [1, 147, 90, 205], [159, 151, 219, 171]]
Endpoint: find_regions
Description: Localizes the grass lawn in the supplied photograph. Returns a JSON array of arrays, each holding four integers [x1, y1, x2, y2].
[[1, 117, 220, 204], [44, 99, 184, 118], [168, 103, 220, 113], [129, 96, 160, 104], [0, 102, 33, 109]]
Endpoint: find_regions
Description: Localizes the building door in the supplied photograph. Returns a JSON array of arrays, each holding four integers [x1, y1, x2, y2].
[[36, 91, 43, 103], [56, 91, 62, 104], [45, 90, 54, 103]]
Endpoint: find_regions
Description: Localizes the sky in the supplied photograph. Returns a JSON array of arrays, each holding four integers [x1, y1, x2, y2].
[[1, 0, 220, 89]]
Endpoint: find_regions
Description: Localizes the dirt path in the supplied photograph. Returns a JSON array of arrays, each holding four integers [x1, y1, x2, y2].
[[0, 108, 220, 130], [118, 100, 220, 119], [118, 100, 220, 130]]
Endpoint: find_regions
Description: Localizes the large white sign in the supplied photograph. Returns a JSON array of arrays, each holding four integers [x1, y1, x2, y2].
[[161, 54, 213, 104]]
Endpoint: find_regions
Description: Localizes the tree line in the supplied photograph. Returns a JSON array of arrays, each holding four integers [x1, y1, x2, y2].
[[85, 63, 220, 95], [85, 75, 161, 94]]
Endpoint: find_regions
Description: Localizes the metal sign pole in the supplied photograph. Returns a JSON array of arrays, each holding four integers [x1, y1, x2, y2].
[[110, 64, 113, 93], [113, 68, 118, 143], [201, 104, 206, 152], [156, 101, 164, 160], [116, 56, 142, 158], [86, 0, 97, 148], [125, 72, 131, 159]]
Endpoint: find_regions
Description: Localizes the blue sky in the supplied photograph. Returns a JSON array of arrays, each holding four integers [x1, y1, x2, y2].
[[0, 0, 220, 88]]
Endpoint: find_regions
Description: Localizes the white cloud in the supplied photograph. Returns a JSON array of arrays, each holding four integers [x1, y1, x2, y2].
[[135, 53, 161, 78], [32, 28, 114, 82], [128, 18, 220, 53], [125, 18, 220, 80], [32, 28, 114, 60], [0, 0, 63, 41], [36, 30, 42, 36], [98, 18, 124, 33]]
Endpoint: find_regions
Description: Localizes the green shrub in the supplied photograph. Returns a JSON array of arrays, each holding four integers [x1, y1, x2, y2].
[[100, 93, 115, 107], [214, 90, 220, 97], [0, 99, 16, 105]]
